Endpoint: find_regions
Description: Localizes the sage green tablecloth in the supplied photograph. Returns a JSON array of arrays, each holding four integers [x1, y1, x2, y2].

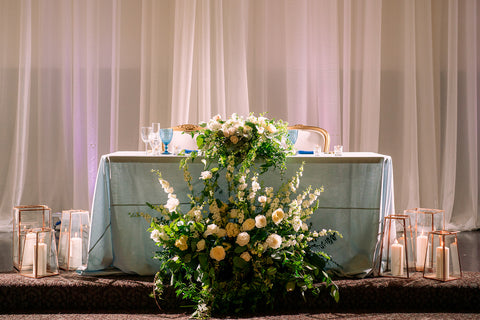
[[84, 151, 394, 277]]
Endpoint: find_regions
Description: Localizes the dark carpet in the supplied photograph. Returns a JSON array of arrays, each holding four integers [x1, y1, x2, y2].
[[1, 271, 479, 318]]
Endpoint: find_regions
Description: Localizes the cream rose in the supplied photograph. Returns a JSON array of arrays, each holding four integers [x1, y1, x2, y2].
[[242, 218, 255, 231], [240, 251, 252, 262], [255, 215, 267, 228], [203, 224, 219, 237], [175, 235, 188, 251], [200, 171, 213, 180], [236, 232, 250, 246], [150, 229, 161, 243], [265, 234, 282, 249], [217, 228, 227, 238], [230, 135, 239, 144], [210, 246, 226, 261], [196, 239, 206, 251], [272, 208, 285, 225], [226, 222, 240, 237], [165, 197, 180, 212]]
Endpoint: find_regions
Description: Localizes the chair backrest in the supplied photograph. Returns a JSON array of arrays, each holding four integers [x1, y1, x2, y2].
[[287, 124, 330, 152], [171, 124, 202, 152]]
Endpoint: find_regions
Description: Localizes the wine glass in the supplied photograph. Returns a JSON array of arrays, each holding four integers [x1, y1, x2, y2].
[[159, 128, 173, 154], [141, 127, 152, 154], [152, 123, 161, 135], [288, 129, 298, 145]]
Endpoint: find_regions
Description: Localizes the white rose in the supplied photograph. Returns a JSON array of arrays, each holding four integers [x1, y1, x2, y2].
[[213, 114, 222, 121], [266, 123, 277, 133], [258, 195, 267, 203], [210, 246, 226, 261], [204, 224, 219, 237], [150, 229, 161, 243], [236, 232, 250, 246], [265, 234, 282, 249], [256, 126, 265, 134], [252, 181, 261, 192], [240, 251, 251, 262], [165, 197, 180, 212], [242, 218, 255, 231], [272, 208, 285, 225], [238, 183, 248, 191], [200, 171, 213, 180], [196, 239, 206, 251], [255, 215, 267, 228]]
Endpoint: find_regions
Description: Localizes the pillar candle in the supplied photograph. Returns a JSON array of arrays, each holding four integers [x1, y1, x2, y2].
[[33, 242, 47, 277], [436, 244, 449, 279], [450, 241, 460, 276], [69, 235, 83, 269], [22, 233, 36, 267], [416, 233, 428, 270], [391, 239, 404, 276]]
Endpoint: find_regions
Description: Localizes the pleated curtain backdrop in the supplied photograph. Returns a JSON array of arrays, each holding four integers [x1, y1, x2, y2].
[[0, 0, 478, 232]]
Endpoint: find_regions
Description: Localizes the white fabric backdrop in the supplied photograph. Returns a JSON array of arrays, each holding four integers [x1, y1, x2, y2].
[[0, 0, 478, 232]]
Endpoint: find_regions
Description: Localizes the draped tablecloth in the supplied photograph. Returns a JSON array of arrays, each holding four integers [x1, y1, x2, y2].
[[83, 151, 394, 277]]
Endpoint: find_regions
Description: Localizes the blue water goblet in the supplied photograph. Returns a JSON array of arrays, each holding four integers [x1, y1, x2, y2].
[[288, 129, 298, 145], [159, 128, 173, 154]]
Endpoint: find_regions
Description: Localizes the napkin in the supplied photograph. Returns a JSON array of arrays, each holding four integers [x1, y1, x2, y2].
[[297, 150, 314, 155]]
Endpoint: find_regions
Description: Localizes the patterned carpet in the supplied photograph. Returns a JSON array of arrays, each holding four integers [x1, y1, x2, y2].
[[1, 271, 479, 317]]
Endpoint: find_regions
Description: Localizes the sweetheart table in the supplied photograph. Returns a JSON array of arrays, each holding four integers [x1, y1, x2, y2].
[[83, 151, 394, 277]]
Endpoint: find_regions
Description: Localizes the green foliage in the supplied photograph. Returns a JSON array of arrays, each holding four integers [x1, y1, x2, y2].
[[144, 113, 340, 318]]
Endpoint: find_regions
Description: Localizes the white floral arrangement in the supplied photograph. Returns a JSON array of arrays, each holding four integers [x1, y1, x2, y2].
[[142, 114, 340, 319]]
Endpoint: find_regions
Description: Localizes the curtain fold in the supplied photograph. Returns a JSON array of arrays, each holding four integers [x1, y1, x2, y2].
[[0, 0, 478, 232]]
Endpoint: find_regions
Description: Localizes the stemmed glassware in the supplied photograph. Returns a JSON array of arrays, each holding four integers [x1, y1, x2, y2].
[[141, 127, 152, 154], [288, 129, 298, 145], [159, 128, 173, 154]]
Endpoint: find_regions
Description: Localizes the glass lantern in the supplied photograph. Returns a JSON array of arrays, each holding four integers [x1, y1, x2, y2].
[[19, 228, 59, 278], [404, 208, 445, 271], [378, 215, 415, 278], [423, 230, 462, 281], [58, 210, 89, 270], [13, 205, 52, 270]]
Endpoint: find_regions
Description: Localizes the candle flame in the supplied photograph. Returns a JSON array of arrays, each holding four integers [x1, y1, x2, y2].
[[75, 232, 78, 238]]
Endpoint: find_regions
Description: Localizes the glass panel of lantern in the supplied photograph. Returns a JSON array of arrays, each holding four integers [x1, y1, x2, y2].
[[58, 210, 89, 270], [404, 208, 445, 272], [378, 214, 415, 278], [13, 205, 52, 270], [19, 228, 59, 278], [423, 230, 462, 281]]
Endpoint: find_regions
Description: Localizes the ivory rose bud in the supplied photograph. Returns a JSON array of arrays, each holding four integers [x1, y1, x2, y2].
[[255, 215, 267, 228], [265, 234, 282, 249], [272, 208, 285, 225], [210, 246, 226, 261], [226, 222, 240, 237], [175, 235, 188, 251], [242, 218, 255, 231], [240, 251, 252, 262], [196, 239, 206, 251], [236, 232, 250, 247]]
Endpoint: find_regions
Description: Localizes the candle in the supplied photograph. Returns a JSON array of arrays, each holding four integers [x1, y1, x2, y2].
[[416, 232, 428, 271], [436, 242, 450, 279], [33, 242, 47, 277], [450, 241, 460, 276], [391, 239, 404, 276], [22, 233, 36, 267], [69, 234, 83, 269]]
